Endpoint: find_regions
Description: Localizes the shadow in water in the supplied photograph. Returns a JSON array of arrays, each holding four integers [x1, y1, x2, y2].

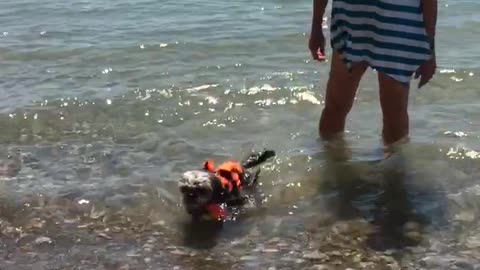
[[180, 207, 261, 250], [318, 139, 450, 252], [181, 218, 225, 249], [364, 169, 427, 250]]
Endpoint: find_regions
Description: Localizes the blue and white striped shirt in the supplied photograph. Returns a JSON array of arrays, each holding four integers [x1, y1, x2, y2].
[[330, 0, 433, 85]]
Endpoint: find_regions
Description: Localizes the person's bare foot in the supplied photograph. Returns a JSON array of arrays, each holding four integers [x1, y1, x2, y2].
[[383, 135, 410, 160], [321, 133, 352, 162]]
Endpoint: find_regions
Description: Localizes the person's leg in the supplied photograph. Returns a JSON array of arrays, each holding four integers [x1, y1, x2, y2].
[[319, 51, 368, 140], [377, 72, 410, 147]]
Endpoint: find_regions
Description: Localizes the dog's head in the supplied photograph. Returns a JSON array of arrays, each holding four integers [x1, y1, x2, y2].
[[179, 170, 216, 215]]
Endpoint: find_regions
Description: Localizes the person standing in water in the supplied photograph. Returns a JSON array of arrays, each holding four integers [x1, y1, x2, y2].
[[309, 0, 437, 150]]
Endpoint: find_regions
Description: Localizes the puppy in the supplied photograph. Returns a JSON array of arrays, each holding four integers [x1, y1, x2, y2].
[[179, 149, 275, 221]]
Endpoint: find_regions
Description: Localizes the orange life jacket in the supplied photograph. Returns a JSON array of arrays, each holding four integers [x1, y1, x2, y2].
[[203, 160, 243, 193]]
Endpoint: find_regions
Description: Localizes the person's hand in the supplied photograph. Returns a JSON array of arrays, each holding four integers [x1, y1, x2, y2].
[[415, 53, 436, 89], [309, 25, 326, 61]]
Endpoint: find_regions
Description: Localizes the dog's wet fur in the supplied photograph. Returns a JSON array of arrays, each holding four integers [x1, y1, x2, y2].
[[179, 170, 216, 216], [178, 149, 275, 220]]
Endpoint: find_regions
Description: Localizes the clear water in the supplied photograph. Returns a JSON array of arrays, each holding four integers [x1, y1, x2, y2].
[[1, 0, 480, 269]]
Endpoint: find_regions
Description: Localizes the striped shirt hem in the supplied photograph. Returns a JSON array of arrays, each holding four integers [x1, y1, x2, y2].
[[330, 0, 431, 84]]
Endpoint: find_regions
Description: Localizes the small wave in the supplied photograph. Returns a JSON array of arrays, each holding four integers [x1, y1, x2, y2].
[[295, 91, 321, 105], [185, 84, 219, 93], [445, 145, 480, 160]]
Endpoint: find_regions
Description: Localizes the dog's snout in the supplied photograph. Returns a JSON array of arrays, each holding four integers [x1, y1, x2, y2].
[[179, 185, 197, 195], [180, 185, 189, 194]]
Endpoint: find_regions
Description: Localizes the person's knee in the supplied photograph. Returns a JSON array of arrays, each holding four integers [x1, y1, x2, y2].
[[378, 74, 409, 121], [323, 98, 352, 119]]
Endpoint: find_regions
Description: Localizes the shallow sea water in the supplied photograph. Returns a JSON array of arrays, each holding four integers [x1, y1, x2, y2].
[[1, 0, 480, 269]]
